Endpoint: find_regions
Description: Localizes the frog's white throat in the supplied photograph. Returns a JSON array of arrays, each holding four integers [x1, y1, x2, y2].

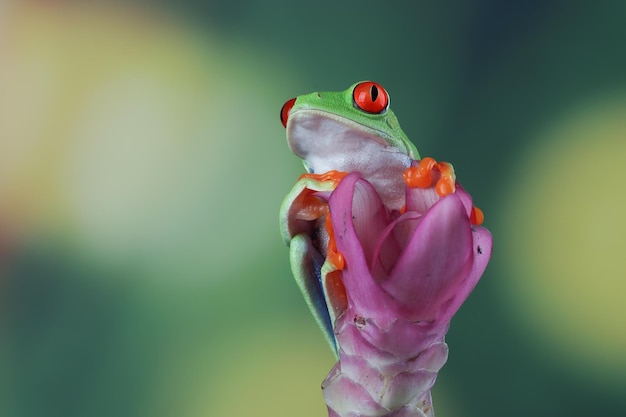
[[287, 109, 411, 211]]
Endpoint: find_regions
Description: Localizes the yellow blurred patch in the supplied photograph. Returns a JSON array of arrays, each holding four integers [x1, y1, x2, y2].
[[196, 320, 334, 417], [0, 2, 302, 282], [500, 94, 626, 383]]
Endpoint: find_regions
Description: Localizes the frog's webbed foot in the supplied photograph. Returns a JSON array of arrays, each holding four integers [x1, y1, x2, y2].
[[299, 170, 348, 185], [402, 157, 456, 196], [403, 157, 484, 226]]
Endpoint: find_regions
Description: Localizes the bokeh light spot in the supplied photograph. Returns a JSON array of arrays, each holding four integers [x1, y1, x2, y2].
[[0, 2, 302, 283], [198, 322, 334, 417], [500, 94, 626, 384]]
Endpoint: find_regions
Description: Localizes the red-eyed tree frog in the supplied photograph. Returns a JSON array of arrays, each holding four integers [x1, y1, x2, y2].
[[279, 81, 423, 355]]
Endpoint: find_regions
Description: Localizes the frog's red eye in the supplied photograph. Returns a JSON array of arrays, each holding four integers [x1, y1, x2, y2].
[[353, 81, 389, 114], [280, 98, 296, 128]]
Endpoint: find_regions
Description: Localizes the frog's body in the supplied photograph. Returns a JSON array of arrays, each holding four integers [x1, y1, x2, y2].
[[281, 81, 419, 211]]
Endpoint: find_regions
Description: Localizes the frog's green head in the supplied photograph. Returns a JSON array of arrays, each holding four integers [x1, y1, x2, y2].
[[280, 81, 419, 177]]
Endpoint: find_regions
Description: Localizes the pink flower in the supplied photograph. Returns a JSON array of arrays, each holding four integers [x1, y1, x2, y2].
[[280, 160, 492, 417]]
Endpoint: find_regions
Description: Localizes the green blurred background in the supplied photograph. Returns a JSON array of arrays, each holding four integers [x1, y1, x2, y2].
[[1, 1, 625, 416]]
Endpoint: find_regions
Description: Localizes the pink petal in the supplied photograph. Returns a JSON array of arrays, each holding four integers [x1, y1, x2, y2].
[[453, 184, 476, 218], [370, 211, 419, 279], [438, 224, 493, 323], [322, 365, 388, 417], [383, 194, 474, 322], [350, 176, 394, 271], [333, 315, 399, 365], [329, 173, 399, 322], [335, 307, 449, 361], [405, 182, 440, 215], [405, 180, 474, 219], [357, 316, 448, 359]]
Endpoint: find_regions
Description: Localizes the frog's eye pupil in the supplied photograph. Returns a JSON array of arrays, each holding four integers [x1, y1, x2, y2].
[[353, 81, 388, 114], [280, 97, 297, 128], [371, 85, 378, 101]]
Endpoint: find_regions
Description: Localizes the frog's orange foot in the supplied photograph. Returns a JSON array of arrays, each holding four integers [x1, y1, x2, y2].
[[324, 211, 345, 270], [403, 157, 456, 197], [435, 162, 456, 197], [299, 170, 348, 185], [403, 157, 437, 188], [470, 206, 484, 226]]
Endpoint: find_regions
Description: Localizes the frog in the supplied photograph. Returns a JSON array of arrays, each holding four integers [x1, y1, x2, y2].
[[278, 82, 465, 355]]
